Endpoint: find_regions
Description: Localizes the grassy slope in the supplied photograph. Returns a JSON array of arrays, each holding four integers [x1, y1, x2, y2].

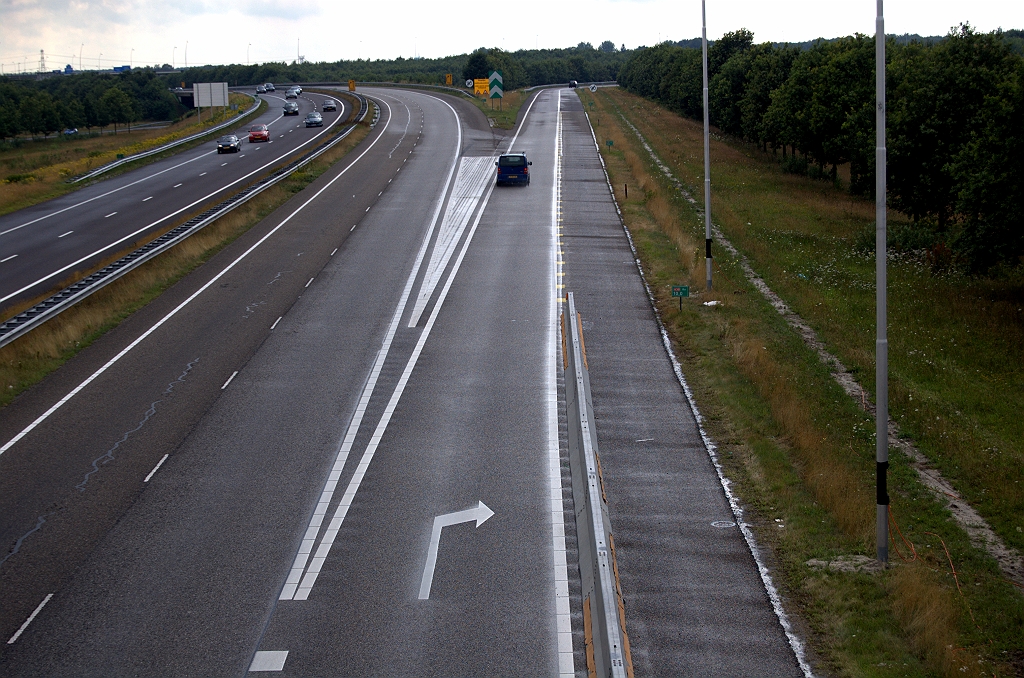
[[576, 86, 1023, 677]]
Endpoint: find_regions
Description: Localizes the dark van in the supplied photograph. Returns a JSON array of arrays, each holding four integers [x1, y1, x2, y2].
[[495, 153, 532, 186]]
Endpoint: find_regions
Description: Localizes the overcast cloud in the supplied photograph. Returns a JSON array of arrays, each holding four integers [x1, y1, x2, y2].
[[2, 0, 1021, 73]]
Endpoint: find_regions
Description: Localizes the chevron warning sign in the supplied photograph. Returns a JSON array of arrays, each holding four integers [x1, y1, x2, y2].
[[488, 70, 503, 99]]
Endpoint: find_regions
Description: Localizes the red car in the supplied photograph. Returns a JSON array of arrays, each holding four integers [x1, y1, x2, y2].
[[248, 124, 270, 143]]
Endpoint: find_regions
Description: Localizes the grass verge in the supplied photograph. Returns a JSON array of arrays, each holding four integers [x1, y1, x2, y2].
[[466, 89, 528, 129], [575, 86, 1024, 677], [0, 93, 262, 216], [0, 102, 375, 409]]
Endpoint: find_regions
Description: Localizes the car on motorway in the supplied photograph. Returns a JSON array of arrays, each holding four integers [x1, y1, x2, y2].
[[217, 135, 242, 153], [495, 152, 532, 186], [322, 99, 337, 111], [294, 85, 302, 94], [265, 83, 275, 91], [285, 89, 298, 99], [283, 101, 299, 115], [304, 112, 323, 128], [569, 80, 578, 88], [256, 84, 267, 94], [248, 124, 270, 142], [62, 128, 78, 136]]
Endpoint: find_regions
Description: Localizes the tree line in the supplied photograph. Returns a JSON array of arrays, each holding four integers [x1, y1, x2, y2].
[[618, 26, 1024, 274], [0, 69, 184, 139]]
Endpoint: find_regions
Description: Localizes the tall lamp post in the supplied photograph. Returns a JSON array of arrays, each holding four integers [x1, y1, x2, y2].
[[79, 43, 84, 71], [701, 0, 713, 291], [130, 48, 134, 68], [173, 46, 177, 69], [875, 0, 890, 565], [98, 53, 102, 70], [247, 43, 251, 65], [185, 41, 188, 69]]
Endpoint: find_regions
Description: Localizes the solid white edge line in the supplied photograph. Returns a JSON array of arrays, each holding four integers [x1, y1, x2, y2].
[[221, 370, 239, 390], [143, 453, 169, 482], [280, 91, 463, 600], [0, 111, 346, 306], [0, 99, 392, 459], [7, 593, 53, 644], [0, 152, 216, 237], [549, 88, 574, 677], [581, 107, 815, 678]]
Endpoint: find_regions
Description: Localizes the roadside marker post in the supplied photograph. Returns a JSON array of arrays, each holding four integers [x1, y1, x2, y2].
[[671, 285, 689, 310], [875, 0, 890, 566]]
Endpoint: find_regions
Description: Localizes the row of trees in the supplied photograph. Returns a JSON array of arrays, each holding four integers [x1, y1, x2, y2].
[[0, 70, 184, 139], [619, 26, 1024, 273]]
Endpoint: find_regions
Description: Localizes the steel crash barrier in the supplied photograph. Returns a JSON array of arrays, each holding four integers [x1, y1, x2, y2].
[[0, 93, 369, 350], [561, 291, 634, 678]]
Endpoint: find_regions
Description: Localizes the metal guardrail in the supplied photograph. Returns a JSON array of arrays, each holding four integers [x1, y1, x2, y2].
[[0, 94, 369, 350], [561, 291, 634, 678], [69, 94, 262, 184]]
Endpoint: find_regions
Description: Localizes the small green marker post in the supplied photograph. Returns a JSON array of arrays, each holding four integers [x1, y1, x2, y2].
[[671, 285, 689, 310]]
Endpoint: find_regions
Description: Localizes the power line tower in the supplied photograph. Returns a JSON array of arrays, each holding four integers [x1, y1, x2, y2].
[[38, 49, 46, 73]]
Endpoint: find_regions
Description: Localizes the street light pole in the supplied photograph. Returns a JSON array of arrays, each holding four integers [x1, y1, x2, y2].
[[79, 43, 84, 71], [185, 41, 188, 69], [98, 53, 102, 70], [130, 48, 134, 68], [875, 0, 890, 566], [247, 43, 251, 65], [173, 46, 176, 70], [701, 0, 713, 291]]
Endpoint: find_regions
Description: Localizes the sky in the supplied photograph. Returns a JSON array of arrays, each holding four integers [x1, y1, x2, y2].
[[1, 0, 1022, 73]]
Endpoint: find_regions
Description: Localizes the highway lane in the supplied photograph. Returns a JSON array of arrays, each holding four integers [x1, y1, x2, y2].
[[0, 88, 397, 660], [0, 87, 579, 676], [0, 89, 348, 314]]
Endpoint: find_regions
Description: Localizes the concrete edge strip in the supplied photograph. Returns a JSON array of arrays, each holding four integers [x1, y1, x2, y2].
[[613, 108, 1024, 590], [579, 105, 816, 677], [70, 94, 262, 183], [0, 96, 369, 351], [0, 95, 384, 459]]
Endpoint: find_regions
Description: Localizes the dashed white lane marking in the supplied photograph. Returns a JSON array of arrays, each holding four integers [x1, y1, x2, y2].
[[548, 88, 574, 677], [104, 212, 117, 218], [330, 248, 337, 256], [143, 196, 153, 201], [221, 371, 239, 390], [173, 183, 182, 188], [0, 92, 390, 459], [1, 255, 17, 262], [240, 154, 245, 158], [221, 163, 228, 167], [7, 593, 52, 644], [349, 225, 356, 232], [249, 650, 288, 672], [200, 172, 207, 176], [271, 316, 282, 329], [305, 277, 314, 288], [0, 150, 217, 237], [279, 135, 284, 138], [58, 231, 73, 238], [143, 454, 169, 482], [365, 206, 370, 212]]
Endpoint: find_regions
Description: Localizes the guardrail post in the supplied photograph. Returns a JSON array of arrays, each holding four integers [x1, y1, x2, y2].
[[561, 292, 633, 678]]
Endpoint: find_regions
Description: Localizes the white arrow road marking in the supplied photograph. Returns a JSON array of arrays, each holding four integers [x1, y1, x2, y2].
[[418, 501, 495, 600]]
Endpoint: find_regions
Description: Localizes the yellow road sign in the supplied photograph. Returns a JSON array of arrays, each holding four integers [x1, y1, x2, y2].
[[473, 78, 489, 96], [348, 80, 356, 91], [445, 73, 452, 86]]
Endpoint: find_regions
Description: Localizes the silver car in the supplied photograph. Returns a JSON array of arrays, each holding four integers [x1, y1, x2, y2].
[[322, 99, 337, 111], [304, 112, 323, 128]]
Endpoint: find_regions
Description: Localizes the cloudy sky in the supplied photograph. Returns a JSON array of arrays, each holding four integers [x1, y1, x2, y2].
[[1, 0, 1021, 73]]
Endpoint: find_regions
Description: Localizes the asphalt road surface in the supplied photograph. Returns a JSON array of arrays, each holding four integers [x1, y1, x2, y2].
[[0, 89, 347, 314], [0, 86, 806, 676]]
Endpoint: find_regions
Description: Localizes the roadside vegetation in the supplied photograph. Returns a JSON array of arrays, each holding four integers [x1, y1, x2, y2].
[[0, 93, 260, 216], [0, 98, 373, 408], [576, 85, 1023, 677], [617, 25, 1024, 275]]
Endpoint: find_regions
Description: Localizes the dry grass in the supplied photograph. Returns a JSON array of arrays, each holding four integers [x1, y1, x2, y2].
[[0, 105, 374, 407], [575, 87, 1021, 677]]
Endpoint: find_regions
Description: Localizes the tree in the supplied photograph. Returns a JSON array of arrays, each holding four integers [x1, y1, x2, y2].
[[599, 41, 616, 53], [462, 49, 490, 81], [101, 87, 135, 133]]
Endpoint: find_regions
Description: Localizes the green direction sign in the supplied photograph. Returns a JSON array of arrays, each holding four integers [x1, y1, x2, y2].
[[488, 70, 503, 99], [671, 285, 689, 298]]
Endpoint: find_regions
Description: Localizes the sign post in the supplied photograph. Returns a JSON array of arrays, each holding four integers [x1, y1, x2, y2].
[[473, 78, 489, 96], [488, 70, 503, 110], [445, 73, 452, 86], [348, 79, 356, 92], [671, 285, 689, 310]]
